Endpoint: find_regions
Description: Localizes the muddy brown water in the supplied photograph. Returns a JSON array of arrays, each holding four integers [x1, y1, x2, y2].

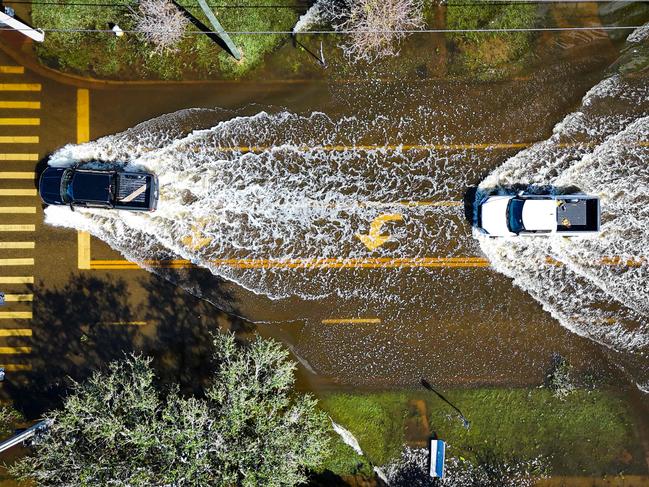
[[0, 1, 648, 478]]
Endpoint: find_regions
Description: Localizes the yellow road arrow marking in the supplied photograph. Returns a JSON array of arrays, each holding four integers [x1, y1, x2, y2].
[[181, 218, 214, 251], [356, 214, 403, 251]]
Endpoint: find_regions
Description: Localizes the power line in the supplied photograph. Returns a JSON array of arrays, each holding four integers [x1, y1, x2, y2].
[[7, 0, 649, 7], [0, 24, 645, 34]]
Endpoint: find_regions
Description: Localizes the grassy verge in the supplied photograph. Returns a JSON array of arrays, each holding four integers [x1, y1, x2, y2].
[[31, 0, 299, 80], [445, 0, 539, 78], [318, 388, 646, 477]]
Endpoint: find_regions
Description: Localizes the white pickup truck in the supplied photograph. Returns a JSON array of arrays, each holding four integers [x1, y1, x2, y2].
[[478, 193, 600, 237]]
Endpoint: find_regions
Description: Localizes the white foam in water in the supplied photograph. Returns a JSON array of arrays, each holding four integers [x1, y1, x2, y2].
[[477, 62, 649, 384], [44, 109, 479, 301]]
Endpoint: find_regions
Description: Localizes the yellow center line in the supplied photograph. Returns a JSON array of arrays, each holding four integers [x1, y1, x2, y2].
[[0, 84, 41, 92], [0, 136, 39, 143], [77, 89, 92, 271], [210, 141, 649, 155], [0, 66, 25, 74], [395, 200, 462, 207], [90, 257, 489, 270], [0, 118, 40, 126], [0, 329, 32, 337], [0, 102, 40, 110], [0, 153, 38, 161], [0, 364, 31, 371], [0, 312, 32, 319], [0, 242, 35, 249], [0, 347, 31, 354], [0, 276, 33, 284], [0, 172, 35, 179], [215, 143, 532, 153], [0, 224, 35, 231], [0, 207, 36, 213], [99, 321, 148, 326], [0, 258, 34, 266], [321, 318, 381, 324], [0, 189, 37, 197], [2, 294, 33, 302]]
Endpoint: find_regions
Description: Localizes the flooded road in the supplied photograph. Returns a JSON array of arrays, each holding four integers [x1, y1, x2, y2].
[[38, 32, 641, 391]]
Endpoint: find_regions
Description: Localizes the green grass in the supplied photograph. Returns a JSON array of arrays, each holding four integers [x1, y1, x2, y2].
[[318, 388, 646, 476], [31, 0, 299, 80], [444, 0, 539, 77]]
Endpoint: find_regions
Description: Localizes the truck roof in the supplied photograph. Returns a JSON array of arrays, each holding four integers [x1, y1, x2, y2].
[[521, 200, 556, 231], [70, 171, 112, 203]]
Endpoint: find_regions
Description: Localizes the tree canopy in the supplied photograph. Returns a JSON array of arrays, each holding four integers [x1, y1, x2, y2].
[[12, 333, 329, 486]]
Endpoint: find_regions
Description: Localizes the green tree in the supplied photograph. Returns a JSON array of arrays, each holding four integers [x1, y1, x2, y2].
[[12, 333, 329, 486]]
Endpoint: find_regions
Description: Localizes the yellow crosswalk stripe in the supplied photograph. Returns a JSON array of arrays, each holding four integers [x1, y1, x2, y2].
[[0, 224, 35, 231], [0, 364, 31, 371], [2, 294, 33, 302], [0, 102, 40, 110], [0, 258, 34, 266], [0, 153, 38, 161], [0, 312, 32, 319], [0, 276, 33, 284], [0, 66, 25, 74], [0, 189, 37, 197], [0, 347, 31, 354], [0, 329, 32, 337], [0, 242, 35, 249], [0, 136, 39, 143], [0, 84, 41, 91], [0, 172, 35, 179], [0, 118, 40, 126], [0, 207, 36, 213]]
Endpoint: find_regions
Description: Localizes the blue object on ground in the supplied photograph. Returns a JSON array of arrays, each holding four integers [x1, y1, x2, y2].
[[429, 439, 446, 478]]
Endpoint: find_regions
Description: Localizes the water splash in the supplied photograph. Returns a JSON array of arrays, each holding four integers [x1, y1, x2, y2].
[[44, 109, 480, 302], [477, 42, 649, 387]]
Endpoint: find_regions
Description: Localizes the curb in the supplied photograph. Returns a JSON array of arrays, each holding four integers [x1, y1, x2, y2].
[[0, 31, 323, 89]]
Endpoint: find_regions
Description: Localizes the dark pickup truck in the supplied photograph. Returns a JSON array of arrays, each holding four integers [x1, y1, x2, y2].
[[39, 166, 159, 211]]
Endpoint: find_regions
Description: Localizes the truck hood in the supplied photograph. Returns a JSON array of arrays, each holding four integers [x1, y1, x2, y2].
[[39, 167, 65, 205], [480, 196, 514, 236], [522, 200, 556, 231]]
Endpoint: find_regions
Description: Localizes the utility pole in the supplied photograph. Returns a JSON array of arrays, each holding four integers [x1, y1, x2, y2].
[[0, 9, 44, 42], [196, 0, 241, 60]]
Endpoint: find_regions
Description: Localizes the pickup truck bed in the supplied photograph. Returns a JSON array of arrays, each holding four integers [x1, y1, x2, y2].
[[556, 198, 599, 232]]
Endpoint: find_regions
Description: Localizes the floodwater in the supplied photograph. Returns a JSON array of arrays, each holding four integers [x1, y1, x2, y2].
[[43, 21, 649, 395], [0, 0, 646, 479]]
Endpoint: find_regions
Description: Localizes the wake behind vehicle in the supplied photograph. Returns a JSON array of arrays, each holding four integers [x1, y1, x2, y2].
[[39, 166, 159, 212], [478, 192, 600, 237]]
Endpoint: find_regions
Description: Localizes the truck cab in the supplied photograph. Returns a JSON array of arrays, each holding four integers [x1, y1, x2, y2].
[[39, 166, 159, 212], [478, 192, 600, 237]]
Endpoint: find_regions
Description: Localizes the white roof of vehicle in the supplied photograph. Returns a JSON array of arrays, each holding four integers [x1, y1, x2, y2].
[[522, 200, 557, 231]]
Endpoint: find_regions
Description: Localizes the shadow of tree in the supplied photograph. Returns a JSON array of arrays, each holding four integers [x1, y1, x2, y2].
[[4, 274, 138, 418], [137, 269, 253, 395]]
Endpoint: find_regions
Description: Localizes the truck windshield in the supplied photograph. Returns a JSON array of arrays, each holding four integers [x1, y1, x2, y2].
[[60, 169, 74, 203], [507, 198, 525, 233]]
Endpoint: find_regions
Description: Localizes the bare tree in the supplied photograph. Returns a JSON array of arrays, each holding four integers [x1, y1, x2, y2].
[[321, 0, 424, 62], [133, 0, 189, 53]]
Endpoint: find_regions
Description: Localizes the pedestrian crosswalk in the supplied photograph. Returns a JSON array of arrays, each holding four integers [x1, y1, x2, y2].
[[0, 63, 39, 375]]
